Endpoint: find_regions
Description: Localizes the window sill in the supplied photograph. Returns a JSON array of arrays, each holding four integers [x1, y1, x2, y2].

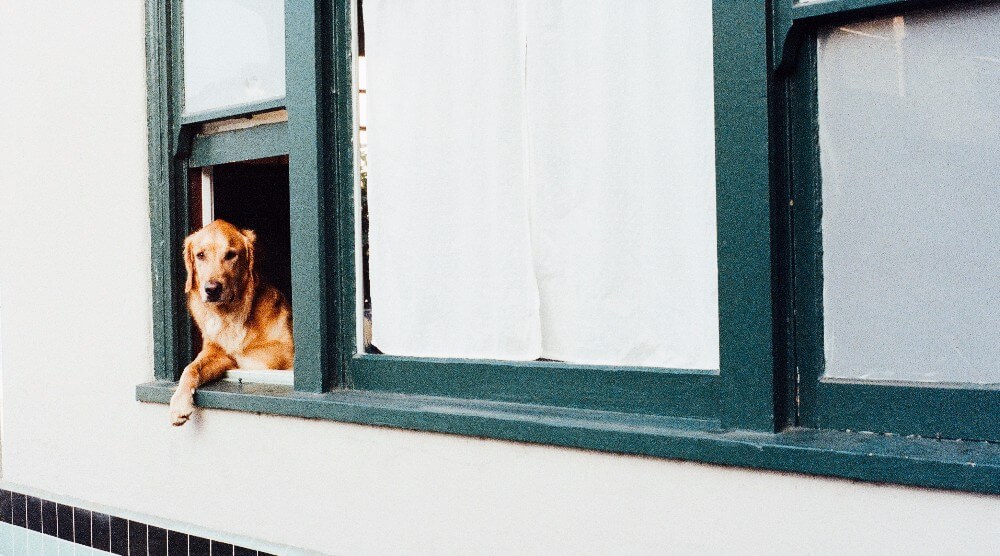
[[136, 380, 1000, 495]]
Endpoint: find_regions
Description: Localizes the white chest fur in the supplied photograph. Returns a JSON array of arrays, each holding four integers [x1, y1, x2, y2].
[[200, 314, 248, 356], [203, 315, 223, 337]]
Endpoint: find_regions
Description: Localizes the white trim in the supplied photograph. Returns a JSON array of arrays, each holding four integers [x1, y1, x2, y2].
[[222, 369, 294, 386], [200, 166, 214, 226]]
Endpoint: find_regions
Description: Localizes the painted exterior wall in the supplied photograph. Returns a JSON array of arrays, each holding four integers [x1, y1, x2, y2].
[[1, 2, 999, 554]]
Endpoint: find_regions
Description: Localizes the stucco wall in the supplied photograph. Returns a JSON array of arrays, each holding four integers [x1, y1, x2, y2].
[[1, 2, 999, 554]]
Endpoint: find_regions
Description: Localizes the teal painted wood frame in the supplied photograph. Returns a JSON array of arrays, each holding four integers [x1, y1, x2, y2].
[[147, 0, 293, 381], [286, 0, 349, 392], [317, 0, 780, 430], [713, 0, 779, 431], [784, 0, 1000, 442], [189, 122, 289, 168], [147, 0, 193, 381]]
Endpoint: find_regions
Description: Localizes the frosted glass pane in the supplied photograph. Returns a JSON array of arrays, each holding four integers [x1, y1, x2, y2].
[[818, 4, 1000, 383], [183, 0, 285, 115]]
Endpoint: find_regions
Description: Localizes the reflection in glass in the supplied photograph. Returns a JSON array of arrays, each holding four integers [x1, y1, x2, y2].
[[183, 0, 285, 115], [819, 4, 1000, 383]]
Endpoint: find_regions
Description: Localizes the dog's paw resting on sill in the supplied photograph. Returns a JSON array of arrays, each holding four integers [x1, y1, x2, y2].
[[169, 219, 295, 426], [169, 382, 197, 426]]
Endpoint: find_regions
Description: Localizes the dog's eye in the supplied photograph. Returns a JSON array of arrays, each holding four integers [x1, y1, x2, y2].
[[224, 250, 237, 261], [195, 251, 206, 260]]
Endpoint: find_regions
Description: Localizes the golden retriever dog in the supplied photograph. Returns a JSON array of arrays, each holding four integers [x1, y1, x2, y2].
[[169, 219, 294, 426]]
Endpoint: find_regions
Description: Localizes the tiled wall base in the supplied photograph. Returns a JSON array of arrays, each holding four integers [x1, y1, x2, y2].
[[0, 489, 272, 556], [0, 521, 97, 555]]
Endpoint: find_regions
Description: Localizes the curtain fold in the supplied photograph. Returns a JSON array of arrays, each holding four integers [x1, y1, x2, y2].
[[365, 0, 542, 360], [365, 0, 719, 369], [526, 1, 719, 369]]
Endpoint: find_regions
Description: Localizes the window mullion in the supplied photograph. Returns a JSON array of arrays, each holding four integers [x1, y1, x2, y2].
[[287, 0, 338, 392], [714, 0, 780, 432]]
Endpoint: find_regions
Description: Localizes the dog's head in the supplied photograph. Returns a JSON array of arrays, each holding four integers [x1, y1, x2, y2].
[[183, 220, 257, 305]]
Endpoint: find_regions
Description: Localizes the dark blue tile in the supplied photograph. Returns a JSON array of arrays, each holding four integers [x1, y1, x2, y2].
[[128, 520, 148, 556], [56, 503, 74, 541], [149, 525, 167, 556], [189, 534, 211, 556], [211, 540, 234, 555], [74, 507, 92, 546], [25, 496, 42, 532], [168, 530, 189, 556], [92, 512, 110, 552], [110, 516, 129, 556], [0, 490, 10, 523], [41, 500, 57, 536], [10, 492, 26, 528], [234, 546, 257, 556]]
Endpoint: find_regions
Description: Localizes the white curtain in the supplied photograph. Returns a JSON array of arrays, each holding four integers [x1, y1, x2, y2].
[[365, 0, 719, 369]]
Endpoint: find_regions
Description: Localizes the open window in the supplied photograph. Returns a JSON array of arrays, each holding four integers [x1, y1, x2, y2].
[[178, 0, 293, 386]]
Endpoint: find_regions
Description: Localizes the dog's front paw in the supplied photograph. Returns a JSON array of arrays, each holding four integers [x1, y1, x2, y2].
[[169, 387, 196, 426]]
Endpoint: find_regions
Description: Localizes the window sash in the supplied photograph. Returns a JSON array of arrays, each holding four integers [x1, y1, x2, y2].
[[331, 0, 777, 429], [786, 0, 1000, 442]]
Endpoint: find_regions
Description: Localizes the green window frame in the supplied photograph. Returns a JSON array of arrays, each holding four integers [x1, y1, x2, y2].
[[778, 0, 1000, 443], [138, 0, 1000, 494]]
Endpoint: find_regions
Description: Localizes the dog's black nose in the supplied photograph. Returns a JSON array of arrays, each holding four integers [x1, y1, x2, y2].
[[204, 281, 223, 301]]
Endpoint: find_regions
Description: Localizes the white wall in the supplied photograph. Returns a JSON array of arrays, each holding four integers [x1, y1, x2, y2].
[[1, 2, 999, 554]]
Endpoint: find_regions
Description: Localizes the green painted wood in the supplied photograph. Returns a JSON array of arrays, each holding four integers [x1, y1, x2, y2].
[[146, 0, 193, 381], [769, 14, 799, 432], [189, 122, 289, 168], [713, 0, 777, 432], [817, 380, 1000, 440], [135, 381, 1000, 495], [785, 13, 1000, 442], [330, 0, 357, 384], [339, 1, 764, 424], [181, 97, 287, 125], [146, 0, 172, 382], [286, 0, 339, 392], [352, 355, 719, 418], [787, 35, 823, 428], [774, 1, 806, 76]]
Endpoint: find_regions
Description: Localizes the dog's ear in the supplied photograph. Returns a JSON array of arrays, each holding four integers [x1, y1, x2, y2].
[[241, 228, 257, 272], [183, 236, 196, 293], [241, 228, 257, 246]]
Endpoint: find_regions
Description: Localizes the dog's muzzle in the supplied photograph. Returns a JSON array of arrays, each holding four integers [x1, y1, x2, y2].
[[204, 281, 224, 302]]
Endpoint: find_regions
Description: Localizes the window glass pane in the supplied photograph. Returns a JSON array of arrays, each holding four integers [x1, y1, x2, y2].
[[183, 0, 285, 115], [818, 4, 1000, 383], [360, 0, 719, 369]]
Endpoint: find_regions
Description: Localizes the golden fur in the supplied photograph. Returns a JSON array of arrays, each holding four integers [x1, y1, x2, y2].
[[169, 219, 294, 426]]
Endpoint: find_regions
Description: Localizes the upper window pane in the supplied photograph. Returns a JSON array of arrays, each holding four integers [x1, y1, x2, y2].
[[818, 4, 1000, 383], [182, 0, 285, 115]]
